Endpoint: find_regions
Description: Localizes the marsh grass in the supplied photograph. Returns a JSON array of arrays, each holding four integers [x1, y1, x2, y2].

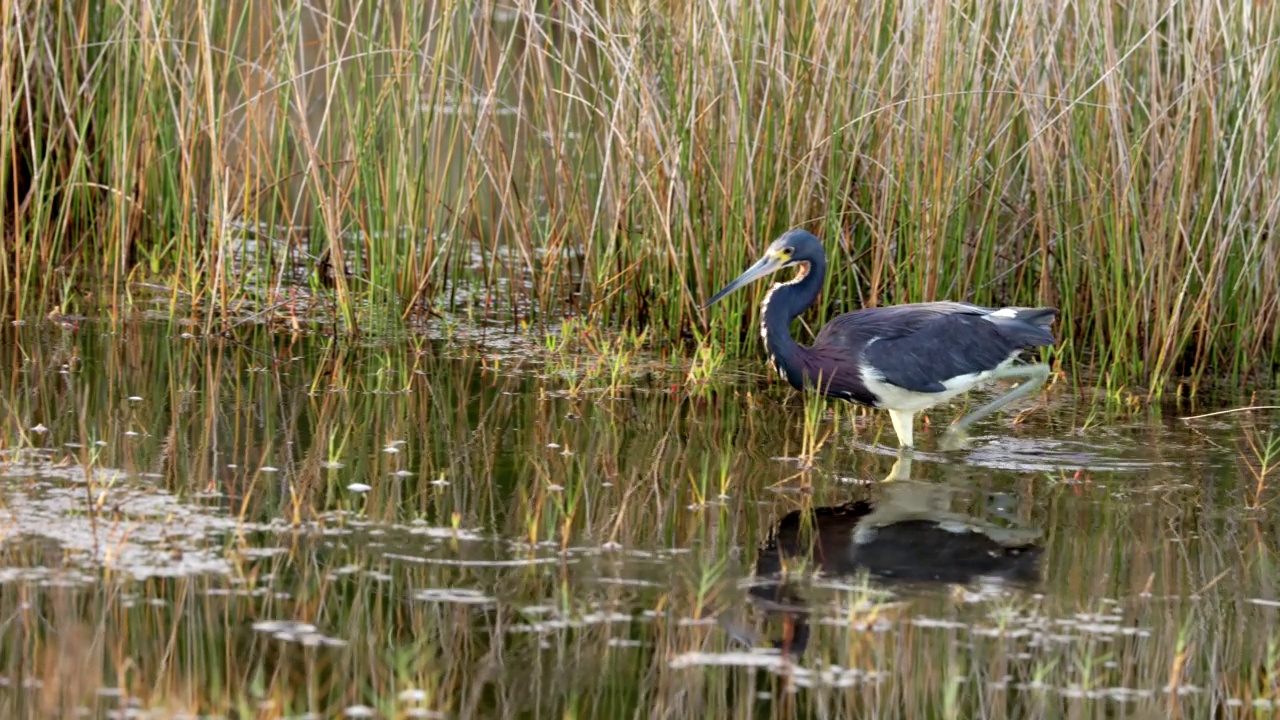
[[1, 322, 1278, 717], [3, 1, 1280, 391]]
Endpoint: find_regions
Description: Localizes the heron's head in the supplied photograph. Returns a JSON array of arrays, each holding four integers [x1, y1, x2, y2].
[[703, 229, 822, 308]]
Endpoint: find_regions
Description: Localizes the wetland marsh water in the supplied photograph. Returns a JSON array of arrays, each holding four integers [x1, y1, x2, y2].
[[1, 321, 1279, 719]]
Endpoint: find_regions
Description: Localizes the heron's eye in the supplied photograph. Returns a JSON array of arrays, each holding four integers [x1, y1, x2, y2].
[[781, 247, 794, 257]]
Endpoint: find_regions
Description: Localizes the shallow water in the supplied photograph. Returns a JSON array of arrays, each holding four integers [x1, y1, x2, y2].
[[1, 321, 1278, 719]]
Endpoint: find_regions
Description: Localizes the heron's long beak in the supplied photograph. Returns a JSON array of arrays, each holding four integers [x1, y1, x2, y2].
[[703, 253, 788, 308]]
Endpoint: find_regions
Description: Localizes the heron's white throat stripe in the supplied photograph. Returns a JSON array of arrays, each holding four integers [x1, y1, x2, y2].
[[758, 262, 810, 345], [767, 353, 787, 381]]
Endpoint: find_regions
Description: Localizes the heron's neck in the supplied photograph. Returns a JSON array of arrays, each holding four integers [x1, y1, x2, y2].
[[759, 257, 825, 387]]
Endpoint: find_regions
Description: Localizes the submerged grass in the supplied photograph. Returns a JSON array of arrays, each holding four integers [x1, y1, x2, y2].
[[0, 322, 1278, 718], [3, 1, 1280, 391]]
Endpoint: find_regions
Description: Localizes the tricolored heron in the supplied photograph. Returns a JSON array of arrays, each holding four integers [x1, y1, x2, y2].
[[704, 228, 1058, 450]]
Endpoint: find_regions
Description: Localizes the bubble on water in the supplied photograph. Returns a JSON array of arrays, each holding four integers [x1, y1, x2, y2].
[[669, 651, 787, 669], [912, 617, 968, 629], [598, 577, 661, 588], [509, 611, 634, 633], [252, 620, 348, 647], [413, 588, 496, 604], [396, 526, 486, 541], [669, 651, 886, 688], [608, 638, 646, 648]]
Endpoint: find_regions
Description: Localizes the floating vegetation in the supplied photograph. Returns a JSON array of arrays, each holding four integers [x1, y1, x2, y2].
[[1, 455, 236, 581]]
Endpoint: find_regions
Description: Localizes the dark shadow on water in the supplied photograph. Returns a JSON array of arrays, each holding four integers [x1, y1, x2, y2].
[[723, 480, 1044, 657]]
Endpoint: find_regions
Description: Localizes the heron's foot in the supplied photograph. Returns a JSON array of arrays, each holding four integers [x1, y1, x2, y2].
[[938, 425, 972, 452]]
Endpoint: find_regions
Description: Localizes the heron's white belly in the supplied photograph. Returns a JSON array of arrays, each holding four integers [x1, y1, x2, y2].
[[861, 356, 1017, 412]]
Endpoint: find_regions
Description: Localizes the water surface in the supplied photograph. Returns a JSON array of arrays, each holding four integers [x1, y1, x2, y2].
[[1, 321, 1277, 719]]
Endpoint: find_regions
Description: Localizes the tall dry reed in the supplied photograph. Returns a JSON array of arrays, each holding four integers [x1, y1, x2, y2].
[[2, 0, 1278, 392]]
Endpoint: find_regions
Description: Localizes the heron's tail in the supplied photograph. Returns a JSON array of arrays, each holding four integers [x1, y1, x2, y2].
[[986, 306, 1059, 347], [1005, 307, 1059, 329]]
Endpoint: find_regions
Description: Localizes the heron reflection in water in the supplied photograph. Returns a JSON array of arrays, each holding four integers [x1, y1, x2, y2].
[[719, 480, 1043, 657]]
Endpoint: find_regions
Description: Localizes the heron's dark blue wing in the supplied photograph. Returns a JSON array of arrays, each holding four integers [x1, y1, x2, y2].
[[814, 303, 1056, 394]]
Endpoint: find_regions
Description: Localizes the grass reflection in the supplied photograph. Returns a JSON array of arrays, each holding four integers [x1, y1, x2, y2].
[[0, 322, 1277, 718]]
